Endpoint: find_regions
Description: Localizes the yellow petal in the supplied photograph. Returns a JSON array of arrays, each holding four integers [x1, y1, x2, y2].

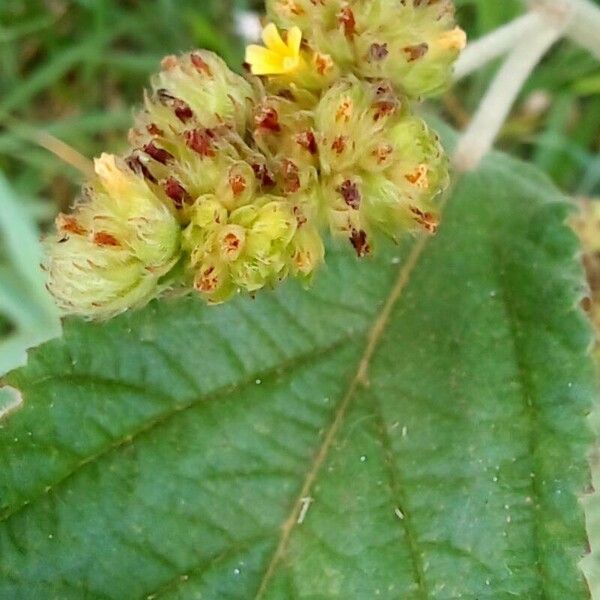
[[245, 46, 284, 75], [286, 26, 302, 54], [282, 55, 301, 71], [245, 45, 273, 64], [262, 23, 289, 55], [246, 23, 304, 76]]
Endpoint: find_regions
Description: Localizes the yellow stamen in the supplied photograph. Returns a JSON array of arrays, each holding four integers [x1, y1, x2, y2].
[[245, 23, 303, 76]]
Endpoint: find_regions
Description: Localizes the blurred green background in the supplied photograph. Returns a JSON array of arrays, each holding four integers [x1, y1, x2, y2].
[[1, 0, 598, 217], [0, 0, 598, 374]]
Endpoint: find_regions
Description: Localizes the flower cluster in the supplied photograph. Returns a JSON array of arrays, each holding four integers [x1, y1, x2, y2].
[[45, 0, 464, 319]]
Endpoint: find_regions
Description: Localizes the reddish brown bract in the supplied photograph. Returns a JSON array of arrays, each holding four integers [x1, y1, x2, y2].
[[255, 107, 281, 133], [144, 142, 173, 165], [164, 177, 190, 208], [57, 214, 86, 236], [191, 53, 212, 76], [369, 43, 389, 62], [282, 159, 301, 193], [350, 229, 370, 257], [230, 173, 247, 196], [338, 6, 357, 37], [403, 43, 429, 62], [296, 131, 318, 154], [94, 232, 120, 247], [185, 128, 216, 158], [339, 180, 361, 209], [410, 205, 438, 233]]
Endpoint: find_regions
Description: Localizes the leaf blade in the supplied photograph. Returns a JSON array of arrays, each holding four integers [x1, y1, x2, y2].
[[0, 149, 594, 599]]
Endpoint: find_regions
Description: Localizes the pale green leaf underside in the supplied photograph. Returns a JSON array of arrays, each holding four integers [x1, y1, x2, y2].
[[0, 173, 61, 377], [0, 149, 594, 600]]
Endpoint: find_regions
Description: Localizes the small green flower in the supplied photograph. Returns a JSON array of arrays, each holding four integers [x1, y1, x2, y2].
[[288, 223, 325, 281], [183, 196, 303, 303]]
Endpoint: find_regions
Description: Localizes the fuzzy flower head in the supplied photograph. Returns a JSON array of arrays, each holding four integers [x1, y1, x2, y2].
[[45, 154, 181, 319], [314, 78, 449, 253], [44, 0, 461, 319], [128, 119, 266, 219], [315, 77, 405, 175], [266, 0, 466, 97], [139, 51, 256, 136]]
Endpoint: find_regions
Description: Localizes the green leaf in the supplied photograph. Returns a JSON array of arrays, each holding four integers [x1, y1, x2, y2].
[[0, 149, 594, 599], [583, 398, 600, 599]]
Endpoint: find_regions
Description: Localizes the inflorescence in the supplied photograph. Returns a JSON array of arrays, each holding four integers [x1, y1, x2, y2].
[[45, 0, 465, 319]]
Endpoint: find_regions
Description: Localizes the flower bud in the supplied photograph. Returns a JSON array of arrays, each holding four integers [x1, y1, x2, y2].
[[315, 78, 449, 253], [45, 236, 161, 320], [385, 116, 449, 209], [361, 117, 449, 240], [45, 154, 181, 319], [89, 154, 181, 267], [352, 0, 466, 98], [138, 51, 255, 136], [183, 196, 301, 303], [314, 77, 404, 175]]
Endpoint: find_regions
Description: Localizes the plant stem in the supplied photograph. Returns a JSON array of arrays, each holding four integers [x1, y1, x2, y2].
[[453, 12, 543, 81], [526, 0, 600, 58], [563, 0, 600, 60], [456, 0, 600, 82], [453, 19, 565, 172]]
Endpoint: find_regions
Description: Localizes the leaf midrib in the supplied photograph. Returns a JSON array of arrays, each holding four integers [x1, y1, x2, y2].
[[253, 232, 435, 599]]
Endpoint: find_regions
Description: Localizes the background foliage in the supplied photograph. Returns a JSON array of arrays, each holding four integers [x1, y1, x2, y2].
[[1, 0, 598, 212]]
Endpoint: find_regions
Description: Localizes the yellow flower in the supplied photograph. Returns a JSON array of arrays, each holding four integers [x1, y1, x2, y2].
[[245, 23, 303, 76]]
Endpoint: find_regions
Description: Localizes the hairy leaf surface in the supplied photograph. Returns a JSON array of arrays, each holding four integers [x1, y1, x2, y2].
[[0, 150, 594, 599]]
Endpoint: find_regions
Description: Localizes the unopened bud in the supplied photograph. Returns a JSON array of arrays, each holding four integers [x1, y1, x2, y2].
[[141, 51, 255, 136], [46, 154, 181, 318]]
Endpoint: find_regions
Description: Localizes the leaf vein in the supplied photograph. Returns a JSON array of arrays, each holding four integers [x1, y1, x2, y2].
[[0, 332, 360, 526]]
